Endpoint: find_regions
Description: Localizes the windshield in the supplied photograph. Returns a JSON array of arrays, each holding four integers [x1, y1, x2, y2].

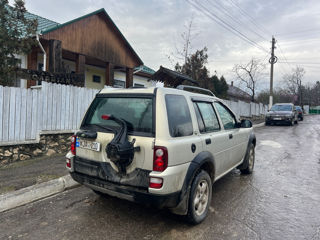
[[82, 96, 154, 135], [270, 104, 292, 111], [295, 106, 302, 111]]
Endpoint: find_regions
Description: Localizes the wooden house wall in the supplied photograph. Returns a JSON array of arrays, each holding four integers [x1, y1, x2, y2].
[[41, 13, 141, 68]]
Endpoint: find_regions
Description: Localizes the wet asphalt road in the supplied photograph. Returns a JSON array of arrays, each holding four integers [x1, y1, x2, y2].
[[1, 115, 320, 240]]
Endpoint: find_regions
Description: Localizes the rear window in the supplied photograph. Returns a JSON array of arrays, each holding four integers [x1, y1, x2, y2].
[[82, 96, 153, 135], [165, 95, 193, 137]]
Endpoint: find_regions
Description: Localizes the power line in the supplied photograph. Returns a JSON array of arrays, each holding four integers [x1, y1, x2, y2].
[[206, 0, 268, 42], [276, 28, 320, 37], [226, 0, 272, 37], [278, 62, 320, 65], [186, 0, 269, 53]]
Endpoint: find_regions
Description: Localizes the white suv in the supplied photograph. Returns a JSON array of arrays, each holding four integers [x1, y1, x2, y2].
[[66, 86, 256, 224]]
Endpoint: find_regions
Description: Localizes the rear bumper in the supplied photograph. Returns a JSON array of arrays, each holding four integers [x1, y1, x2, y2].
[[70, 172, 181, 208]]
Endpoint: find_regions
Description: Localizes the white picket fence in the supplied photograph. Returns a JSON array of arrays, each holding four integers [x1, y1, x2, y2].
[[0, 82, 268, 145], [224, 100, 268, 118], [0, 82, 98, 145]]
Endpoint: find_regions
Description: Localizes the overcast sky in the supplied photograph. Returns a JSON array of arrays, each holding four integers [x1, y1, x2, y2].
[[11, 0, 320, 92]]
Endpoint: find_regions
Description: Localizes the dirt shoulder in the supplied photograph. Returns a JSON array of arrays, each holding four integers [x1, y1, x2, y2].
[[0, 154, 68, 194]]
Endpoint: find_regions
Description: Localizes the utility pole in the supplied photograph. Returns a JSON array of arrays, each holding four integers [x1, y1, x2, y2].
[[269, 36, 277, 109]]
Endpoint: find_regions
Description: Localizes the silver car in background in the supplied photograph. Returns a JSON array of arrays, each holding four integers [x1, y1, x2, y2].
[[265, 103, 298, 126]]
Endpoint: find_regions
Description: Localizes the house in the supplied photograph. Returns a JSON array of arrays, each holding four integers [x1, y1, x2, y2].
[[14, 8, 155, 89], [227, 81, 252, 102]]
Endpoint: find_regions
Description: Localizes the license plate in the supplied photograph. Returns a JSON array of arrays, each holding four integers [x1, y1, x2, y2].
[[273, 118, 281, 120], [77, 139, 101, 152]]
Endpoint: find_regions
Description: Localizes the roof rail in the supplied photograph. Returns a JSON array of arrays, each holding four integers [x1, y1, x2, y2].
[[176, 85, 215, 97]]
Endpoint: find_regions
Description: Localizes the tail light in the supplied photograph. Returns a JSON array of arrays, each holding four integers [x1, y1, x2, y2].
[[149, 177, 163, 189], [153, 146, 168, 172], [71, 135, 76, 155]]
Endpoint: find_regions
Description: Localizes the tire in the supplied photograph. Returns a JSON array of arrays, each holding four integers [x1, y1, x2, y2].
[[186, 170, 212, 224], [294, 119, 298, 124], [289, 118, 294, 126], [240, 143, 255, 174]]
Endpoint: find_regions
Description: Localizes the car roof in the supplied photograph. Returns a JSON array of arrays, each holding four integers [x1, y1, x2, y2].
[[98, 87, 221, 101]]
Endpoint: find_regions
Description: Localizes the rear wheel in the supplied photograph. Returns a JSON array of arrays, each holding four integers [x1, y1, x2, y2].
[[240, 143, 255, 174], [186, 170, 212, 224]]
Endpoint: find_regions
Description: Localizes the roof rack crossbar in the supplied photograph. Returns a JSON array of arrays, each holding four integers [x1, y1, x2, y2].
[[176, 85, 215, 97]]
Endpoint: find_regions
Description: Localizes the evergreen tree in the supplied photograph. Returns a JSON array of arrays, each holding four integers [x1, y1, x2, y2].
[[0, 0, 37, 86]]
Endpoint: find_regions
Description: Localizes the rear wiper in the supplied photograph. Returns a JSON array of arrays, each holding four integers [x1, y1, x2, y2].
[[84, 124, 117, 134]]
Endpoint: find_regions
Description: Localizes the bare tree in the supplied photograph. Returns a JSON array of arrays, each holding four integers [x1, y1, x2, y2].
[[233, 58, 266, 102], [283, 66, 305, 105], [167, 15, 198, 68]]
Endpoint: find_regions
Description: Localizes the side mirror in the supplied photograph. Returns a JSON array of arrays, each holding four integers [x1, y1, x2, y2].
[[240, 119, 252, 128]]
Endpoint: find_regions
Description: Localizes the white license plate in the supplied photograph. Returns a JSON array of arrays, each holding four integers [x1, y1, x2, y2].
[[273, 118, 281, 120], [77, 139, 101, 152]]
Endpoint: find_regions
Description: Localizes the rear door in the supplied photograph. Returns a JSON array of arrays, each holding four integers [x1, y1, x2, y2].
[[192, 100, 230, 177]]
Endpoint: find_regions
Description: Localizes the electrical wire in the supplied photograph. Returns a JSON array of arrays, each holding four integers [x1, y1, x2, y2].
[[206, 0, 268, 42], [226, 0, 272, 37], [186, 0, 269, 53]]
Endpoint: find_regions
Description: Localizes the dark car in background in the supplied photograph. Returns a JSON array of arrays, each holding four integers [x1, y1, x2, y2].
[[295, 106, 304, 121], [265, 103, 298, 126]]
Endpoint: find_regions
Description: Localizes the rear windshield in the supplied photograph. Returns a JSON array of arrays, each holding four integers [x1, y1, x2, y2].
[[270, 105, 292, 111], [82, 96, 154, 136]]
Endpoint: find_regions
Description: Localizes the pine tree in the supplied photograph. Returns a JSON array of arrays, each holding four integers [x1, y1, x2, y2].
[[0, 0, 37, 86]]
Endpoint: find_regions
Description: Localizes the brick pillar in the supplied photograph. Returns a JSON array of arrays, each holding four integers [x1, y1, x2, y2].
[[126, 67, 133, 88]]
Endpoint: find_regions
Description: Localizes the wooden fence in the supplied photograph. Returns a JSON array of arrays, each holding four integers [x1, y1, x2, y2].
[[0, 82, 98, 145], [0, 82, 267, 145]]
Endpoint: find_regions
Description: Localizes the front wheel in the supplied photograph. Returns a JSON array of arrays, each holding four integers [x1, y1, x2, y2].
[[289, 118, 294, 126], [240, 143, 255, 174], [186, 170, 212, 224]]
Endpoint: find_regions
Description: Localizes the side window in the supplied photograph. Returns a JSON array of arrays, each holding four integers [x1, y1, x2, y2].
[[214, 102, 237, 130], [194, 102, 220, 132], [165, 95, 193, 137], [193, 102, 205, 133]]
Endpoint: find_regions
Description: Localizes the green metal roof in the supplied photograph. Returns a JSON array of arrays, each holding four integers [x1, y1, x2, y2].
[[24, 11, 59, 34], [134, 65, 155, 75], [5, 5, 59, 35]]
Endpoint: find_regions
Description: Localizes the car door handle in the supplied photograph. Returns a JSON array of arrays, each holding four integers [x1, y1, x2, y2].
[[205, 138, 211, 145], [229, 134, 233, 139]]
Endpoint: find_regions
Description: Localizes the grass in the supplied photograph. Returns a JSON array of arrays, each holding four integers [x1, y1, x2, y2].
[[0, 186, 16, 195]]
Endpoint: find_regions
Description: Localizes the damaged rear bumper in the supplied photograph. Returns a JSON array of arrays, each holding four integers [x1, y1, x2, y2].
[[69, 156, 181, 208], [70, 172, 181, 208]]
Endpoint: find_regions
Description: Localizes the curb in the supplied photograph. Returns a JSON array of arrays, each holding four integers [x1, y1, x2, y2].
[[253, 122, 265, 128], [0, 174, 79, 213]]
